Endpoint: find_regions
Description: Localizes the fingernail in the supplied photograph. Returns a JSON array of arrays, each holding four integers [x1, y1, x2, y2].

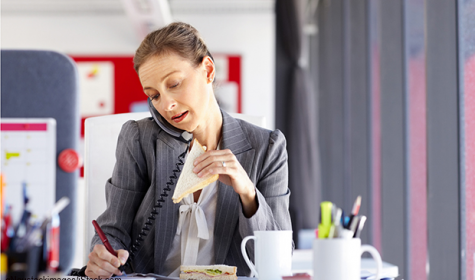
[[193, 167, 198, 173], [198, 172, 202, 177], [120, 257, 127, 264]]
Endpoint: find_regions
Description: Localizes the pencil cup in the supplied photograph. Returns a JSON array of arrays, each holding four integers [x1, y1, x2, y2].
[[313, 238, 382, 280], [241, 230, 293, 280], [7, 245, 43, 279]]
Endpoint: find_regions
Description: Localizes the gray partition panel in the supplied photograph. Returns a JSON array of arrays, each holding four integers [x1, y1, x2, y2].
[[379, 0, 407, 277], [1, 50, 80, 271], [426, 0, 460, 279], [347, 0, 370, 244], [318, 0, 346, 209]]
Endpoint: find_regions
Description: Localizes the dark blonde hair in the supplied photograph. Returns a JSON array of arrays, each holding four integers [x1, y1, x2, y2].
[[133, 22, 213, 73]]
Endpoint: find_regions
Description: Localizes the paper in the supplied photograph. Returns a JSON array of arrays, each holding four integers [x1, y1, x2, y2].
[[1, 118, 56, 225], [77, 61, 115, 117], [114, 273, 179, 280]]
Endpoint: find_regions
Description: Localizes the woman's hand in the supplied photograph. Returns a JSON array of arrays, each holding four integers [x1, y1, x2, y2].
[[85, 244, 128, 279], [193, 149, 257, 217]]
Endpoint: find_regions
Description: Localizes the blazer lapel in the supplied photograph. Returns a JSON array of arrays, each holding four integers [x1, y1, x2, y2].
[[154, 131, 189, 273], [214, 111, 255, 264]]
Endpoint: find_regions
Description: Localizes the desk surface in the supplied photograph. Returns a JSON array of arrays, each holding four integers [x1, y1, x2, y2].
[[292, 249, 399, 278]]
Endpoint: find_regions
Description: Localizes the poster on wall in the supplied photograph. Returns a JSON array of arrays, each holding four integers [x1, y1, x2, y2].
[[76, 62, 115, 117]]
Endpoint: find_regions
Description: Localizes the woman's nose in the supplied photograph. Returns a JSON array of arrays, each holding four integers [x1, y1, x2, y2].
[[162, 95, 177, 111]]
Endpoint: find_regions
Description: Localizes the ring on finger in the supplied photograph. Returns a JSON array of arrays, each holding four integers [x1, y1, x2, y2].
[[222, 161, 226, 167]]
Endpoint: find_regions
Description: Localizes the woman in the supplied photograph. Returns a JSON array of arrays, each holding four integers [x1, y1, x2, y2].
[[85, 22, 291, 278]]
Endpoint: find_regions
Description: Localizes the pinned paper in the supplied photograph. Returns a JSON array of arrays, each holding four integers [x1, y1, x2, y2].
[[77, 62, 115, 117]]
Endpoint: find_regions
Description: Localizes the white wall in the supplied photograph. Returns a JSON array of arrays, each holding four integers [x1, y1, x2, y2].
[[1, 13, 275, 128], [173, 13, 276, 129]]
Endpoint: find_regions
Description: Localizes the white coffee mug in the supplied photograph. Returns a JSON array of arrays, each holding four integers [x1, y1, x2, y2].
[[313, 238, 382, 280], [241, 230, 293, 280]]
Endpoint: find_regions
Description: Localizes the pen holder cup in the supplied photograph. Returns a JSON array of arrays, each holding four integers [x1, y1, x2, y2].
[[6, 245, 43, 279], [313, 238, 382, 280]]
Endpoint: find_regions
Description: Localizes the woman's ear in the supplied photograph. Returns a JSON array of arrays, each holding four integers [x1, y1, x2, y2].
[[202, 56, 215, 84]]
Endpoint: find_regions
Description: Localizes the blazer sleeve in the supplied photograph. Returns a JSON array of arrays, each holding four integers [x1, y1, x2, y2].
[[90, 120, 150, 252], [237, 129, 292, 238]]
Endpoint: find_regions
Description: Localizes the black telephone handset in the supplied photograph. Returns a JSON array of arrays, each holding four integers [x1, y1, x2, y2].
[[122, 144, 189, 273]]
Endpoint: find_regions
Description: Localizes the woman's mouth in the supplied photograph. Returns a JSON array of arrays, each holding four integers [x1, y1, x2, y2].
[[172, 111, 188, 123]]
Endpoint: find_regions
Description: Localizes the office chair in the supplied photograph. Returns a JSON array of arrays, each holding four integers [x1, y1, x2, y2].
[[83, 111, 265, 263]]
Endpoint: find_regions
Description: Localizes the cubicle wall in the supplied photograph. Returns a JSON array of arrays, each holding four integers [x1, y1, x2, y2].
[[1, 50, 80, 272]]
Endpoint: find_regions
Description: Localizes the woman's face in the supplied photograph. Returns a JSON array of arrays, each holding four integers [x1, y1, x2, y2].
[[138, 51, 215, 133]]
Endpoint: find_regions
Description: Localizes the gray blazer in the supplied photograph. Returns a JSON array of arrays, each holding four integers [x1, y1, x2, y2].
[[91, 110, 292, 276]]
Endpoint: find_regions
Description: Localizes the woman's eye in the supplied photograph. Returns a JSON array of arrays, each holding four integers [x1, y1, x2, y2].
[[150, 94, 159, 100], [169, 83, 179, 89]]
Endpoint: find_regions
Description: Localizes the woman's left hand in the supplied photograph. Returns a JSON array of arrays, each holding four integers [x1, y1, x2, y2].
[[193, 149, 257, 217]]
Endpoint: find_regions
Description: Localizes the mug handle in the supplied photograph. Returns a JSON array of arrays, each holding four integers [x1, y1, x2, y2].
[[241, 235, 258, 277], [361, 244, 383, 280]]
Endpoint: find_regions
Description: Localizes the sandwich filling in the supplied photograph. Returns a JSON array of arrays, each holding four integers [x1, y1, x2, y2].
[[182, 270, 232, 277], [180, 265, 237, 279]]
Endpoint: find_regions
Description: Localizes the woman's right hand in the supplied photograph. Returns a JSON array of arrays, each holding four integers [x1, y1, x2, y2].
[[85, 244, 129, 279]]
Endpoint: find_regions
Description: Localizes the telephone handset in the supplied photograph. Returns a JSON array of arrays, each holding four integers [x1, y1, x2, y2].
[[123, 144, 189, 273]]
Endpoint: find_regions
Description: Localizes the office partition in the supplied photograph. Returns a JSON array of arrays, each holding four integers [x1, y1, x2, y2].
[[1, 50, 80, 271]]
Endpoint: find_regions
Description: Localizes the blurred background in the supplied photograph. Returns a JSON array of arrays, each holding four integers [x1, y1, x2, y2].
[[1, 0, 475, 279]]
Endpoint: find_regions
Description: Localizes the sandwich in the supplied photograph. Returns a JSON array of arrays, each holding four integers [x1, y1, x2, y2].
[[179, 265, 237, 280], [172, 138, 219, 204]]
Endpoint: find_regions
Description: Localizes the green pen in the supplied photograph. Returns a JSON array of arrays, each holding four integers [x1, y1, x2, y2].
[[318, 201, 333, 239]]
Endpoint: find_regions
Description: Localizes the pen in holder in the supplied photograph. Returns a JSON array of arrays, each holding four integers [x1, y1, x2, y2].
[[46, 213, 60, 272]]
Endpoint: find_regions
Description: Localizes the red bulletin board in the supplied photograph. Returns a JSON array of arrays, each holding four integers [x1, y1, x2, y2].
[[70, 56, 146, 136]]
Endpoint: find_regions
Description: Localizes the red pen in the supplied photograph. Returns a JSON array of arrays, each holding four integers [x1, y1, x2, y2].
[[47, 214, 60, 272], [346, 195, 361, 229], [92, 220, 117, 257]]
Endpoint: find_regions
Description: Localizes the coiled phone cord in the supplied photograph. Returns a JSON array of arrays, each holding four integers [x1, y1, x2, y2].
[[126, 145, 189, 270]]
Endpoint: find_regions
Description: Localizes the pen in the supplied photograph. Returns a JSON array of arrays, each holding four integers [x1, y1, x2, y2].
[[348, 215, 360, 234], [92, 220, 127, 273], [328, 208, 342, 238], [92, 220, 116, 257], [1, 206, 13, 251], [353, 215, 367, 238], [41, 197, 70, 231], [47, 213, 60, 272], [347, 195, 361, 229]]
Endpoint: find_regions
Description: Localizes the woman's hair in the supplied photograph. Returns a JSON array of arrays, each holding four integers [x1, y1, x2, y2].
[[133, 22, 213, 73]]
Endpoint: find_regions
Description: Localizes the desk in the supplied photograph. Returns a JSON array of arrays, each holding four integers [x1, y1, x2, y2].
[[292, 249, 399, 279]]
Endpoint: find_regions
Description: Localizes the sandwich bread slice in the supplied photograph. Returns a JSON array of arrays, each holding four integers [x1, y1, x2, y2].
[[179, 265, 237, 280], [172, 138, 219, 204]]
